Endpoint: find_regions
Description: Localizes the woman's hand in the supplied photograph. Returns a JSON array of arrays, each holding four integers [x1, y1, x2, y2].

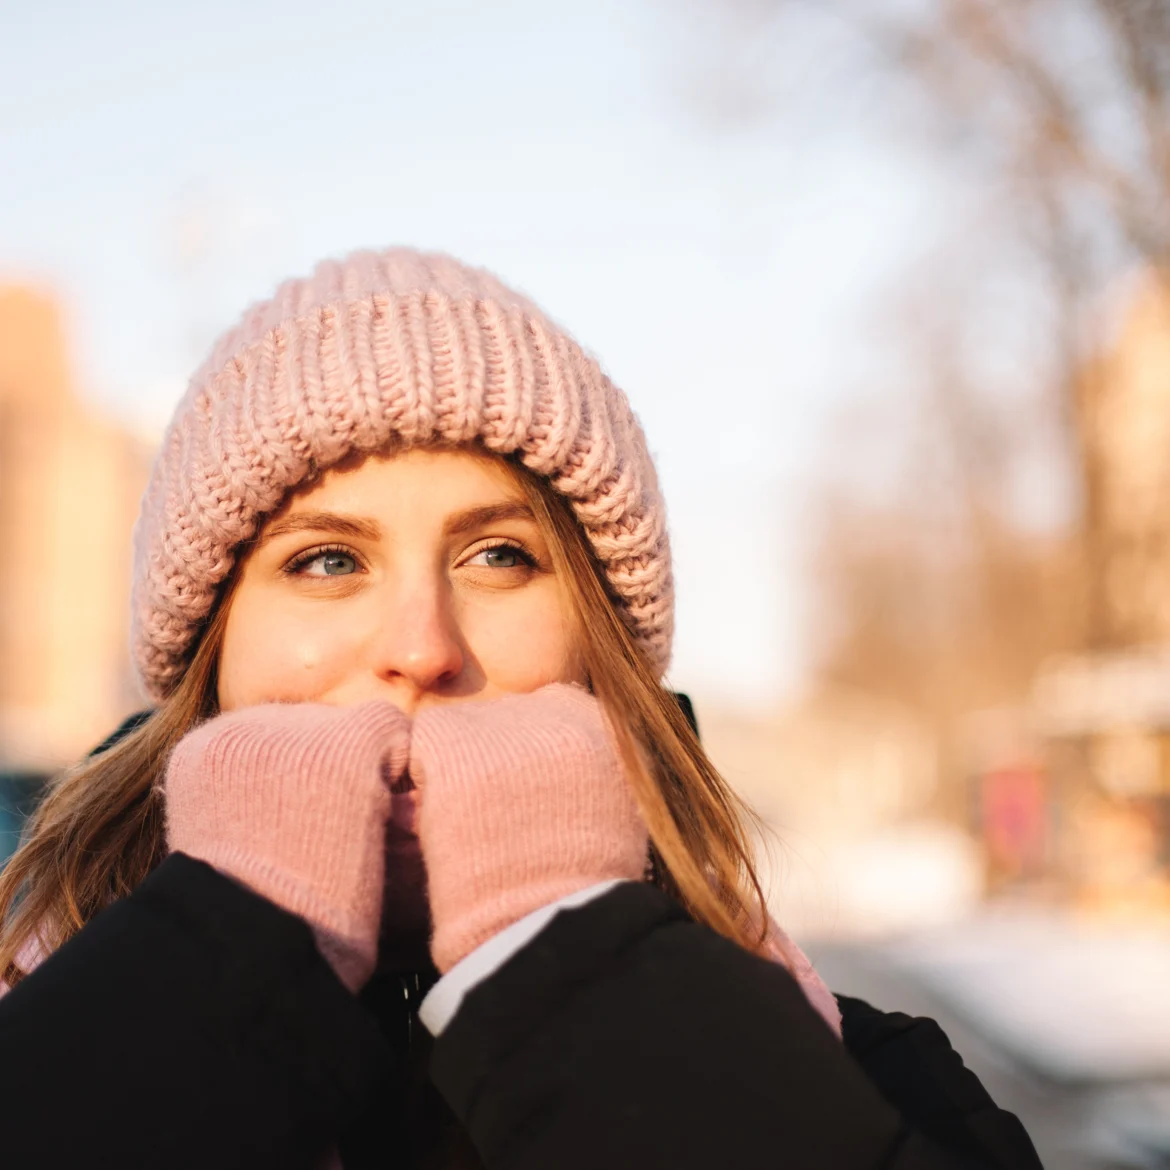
[[409, 683, 648, 973], [164, 700, 411, 991]]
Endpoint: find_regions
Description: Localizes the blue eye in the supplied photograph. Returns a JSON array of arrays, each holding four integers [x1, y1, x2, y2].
[[468, 543, 533, 569], [482, 547, 521, 568], [315, 552, 357, 575], [288, 547, 359, 576]]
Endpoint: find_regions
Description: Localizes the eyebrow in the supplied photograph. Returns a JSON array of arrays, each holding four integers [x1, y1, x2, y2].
[[257, 512, 382, 546], [256, 501, 537, 547], [441, 501, 536, 538]]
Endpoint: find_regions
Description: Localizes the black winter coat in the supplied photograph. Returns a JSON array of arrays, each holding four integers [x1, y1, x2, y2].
[[0, 706, 1042, 1169], [0, 850, 1042, 1170]]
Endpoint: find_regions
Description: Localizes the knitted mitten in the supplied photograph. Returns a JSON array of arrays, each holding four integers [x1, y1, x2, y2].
[[410, 684, 648, 973], [164, 700, 411, 991]]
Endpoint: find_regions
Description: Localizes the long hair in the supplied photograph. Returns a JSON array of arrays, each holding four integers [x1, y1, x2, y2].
[[0, 576, 238, 986], [513, 463, 768, 949], [0, 454, 767, 984]]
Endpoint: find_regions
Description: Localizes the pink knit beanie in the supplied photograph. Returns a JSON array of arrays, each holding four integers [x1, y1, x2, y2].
[[131, 248, 672, 700]]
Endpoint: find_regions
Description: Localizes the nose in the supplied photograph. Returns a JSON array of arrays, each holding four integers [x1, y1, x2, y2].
[[368, 576, 466, 701]]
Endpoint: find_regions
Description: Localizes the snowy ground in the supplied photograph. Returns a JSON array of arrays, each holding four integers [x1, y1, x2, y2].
[[878, 909, 1170, 1083], [808, 909, 1170, 1170]]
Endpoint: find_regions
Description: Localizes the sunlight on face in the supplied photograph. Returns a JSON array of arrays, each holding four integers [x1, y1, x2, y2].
[[216, 447, 587, 714]]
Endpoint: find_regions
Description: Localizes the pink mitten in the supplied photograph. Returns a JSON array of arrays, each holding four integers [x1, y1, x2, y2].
[[409, 684, 648, 973], [164, 700, 411, 991]]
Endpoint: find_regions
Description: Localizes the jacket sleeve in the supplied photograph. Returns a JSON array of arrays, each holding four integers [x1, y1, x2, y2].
[[428, 882, 1042, 1170], [837, 994, 1042, 1170], [0, 852, 394, 1170]]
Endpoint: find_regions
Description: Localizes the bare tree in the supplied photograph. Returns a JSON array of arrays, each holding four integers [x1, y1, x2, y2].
[[827, 0, 1170, 649], [689, 0, 1170, 718], [722, 0, 1170, 272]]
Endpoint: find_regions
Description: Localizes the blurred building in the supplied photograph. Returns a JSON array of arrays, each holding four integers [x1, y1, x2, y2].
[[0, 286, 153, 769], [1025, 274, 1170, 913], [699, 689, 983, 939], [1086, 273, 1170, 647]]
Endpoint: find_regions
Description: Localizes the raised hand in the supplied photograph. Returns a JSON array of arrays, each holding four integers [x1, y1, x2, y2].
[[164, 700, 411, 991], [409, 684, 648, 973]]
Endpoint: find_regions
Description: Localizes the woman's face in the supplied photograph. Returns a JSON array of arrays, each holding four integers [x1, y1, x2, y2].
[[217, 446, 587, 714]]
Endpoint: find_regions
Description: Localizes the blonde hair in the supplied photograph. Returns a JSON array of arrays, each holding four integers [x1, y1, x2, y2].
[[0, 455, 767, 985]]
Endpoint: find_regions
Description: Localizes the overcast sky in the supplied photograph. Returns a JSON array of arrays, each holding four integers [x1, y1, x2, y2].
[[1, 0, 944, 706]]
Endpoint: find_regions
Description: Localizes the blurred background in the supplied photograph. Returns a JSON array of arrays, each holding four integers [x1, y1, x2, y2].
[[4, 1, 1170, 1164]]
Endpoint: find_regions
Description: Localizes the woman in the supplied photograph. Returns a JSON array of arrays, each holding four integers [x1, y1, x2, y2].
[[0, 248, 1041, 1169]]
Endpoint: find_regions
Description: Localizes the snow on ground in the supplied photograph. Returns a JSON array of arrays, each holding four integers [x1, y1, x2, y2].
[[874, 908, 1170, 1083]]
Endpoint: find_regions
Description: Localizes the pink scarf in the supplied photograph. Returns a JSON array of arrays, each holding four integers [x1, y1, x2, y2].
[[761, 916, 841, 1037]]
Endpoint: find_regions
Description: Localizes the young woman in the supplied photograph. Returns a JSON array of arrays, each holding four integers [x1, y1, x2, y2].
[[0, 249, 1041, 1169]]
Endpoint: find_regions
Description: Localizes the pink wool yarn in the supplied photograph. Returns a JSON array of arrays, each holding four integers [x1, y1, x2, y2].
[[131, 248, 672, 700], [408, 684, 652, 973], [408, 682, 841, 1036], [163, 700, 412, 992]]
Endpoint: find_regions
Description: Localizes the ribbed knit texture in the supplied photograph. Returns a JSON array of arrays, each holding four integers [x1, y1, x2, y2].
[[131, 247, 673, 700], [163, 700, 411, 991], [410, 683, 842, 1035], [409, 684, 649, 974], [9, 692, 840, 1036]]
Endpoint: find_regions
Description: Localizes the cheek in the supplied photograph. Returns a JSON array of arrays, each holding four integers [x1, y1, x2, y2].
[[217, 593, 366, 709], [461, 587, 585, 693]]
